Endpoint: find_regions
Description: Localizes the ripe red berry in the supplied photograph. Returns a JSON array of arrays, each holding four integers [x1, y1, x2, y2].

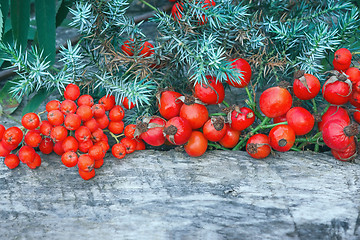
[[77, 94, 94, 107], [246, 134, 271, 159], [39, 138, 54, 154], [99, 95, 116, 111], [4, 154, 20, 169], [21, 112, 40, 130], [46, 100, 61, 112], [24, 130, 42, 148], [0, 124, 5, 140], [194, 76, 225, 105], [27, 153, 41, 169], [64, 113, 82, 131], [269, 125, 296, 152], [60, 100, 77, 115], [95, 114, 110, 129], [124, 124, 137, 139], [121, 39, 135, 56], [112, 143, 127, 159], [3, 126, 23, 147], [109, 105, 125, 121], [91, 128, 105, 143], [334, 48, 352, 66], [84, 118, 100, 132], [62, 136, 79, 152], [47, 110, 64, 126], [76, 105, 93, 121], [64, 84, 80, 101], [0, 141, 11, 157], [94, 159, 104, 169], [75, 126, 92, 142], [122, 97, 135, 110], [18, 145, 36, 164], [202, 116, 227, 142], [95, 140, 110, 152], [108, 121, 124, 134], [53, 141, 65, 156], [226, 58, 252, 88], [78, 154, 95, 172], [164, 116, 192, 145], [88, 145, 105, 161], [39, 120, 53, 137], [179, 97, 209, 129], [78, 139, 94, 153], [92, 104, 106, 118], [184, 131, 208, 157], [61, 151, 78, 168], [158, 90, 183, 120], [78, 168, 95, 180], [259, 86, 292, 118], [135, 139, 146, 150], [120, 137, 137, 154], [50, 125, 68, 142], [218, 124, 241, 148]]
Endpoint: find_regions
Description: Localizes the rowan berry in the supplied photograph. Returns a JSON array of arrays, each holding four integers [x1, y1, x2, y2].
[[39, 120, 53, 137], [4, 154, 20, 169], [78, 154, 95, 172], [112, 143, 127, 159], [0, 124, 5, 140], [61, 151, 78, 168], [122, 97, 135, 110], [91, 128, 104, 143], [60, 100, 77, 115], [135, 139, 146, 150], [27, 153, 41, 169], [94, 140, 110, 152], [3, 127, 23, 148], [78, 168, 95, 180], [64, 84, 81, 101], [108, 121, 124, 134], [92, 104, 106, 118], [21, 112, 40, 130], [0, 141, 11, 157], [39, 138, 54, 154], [46, 100, 61, 112], [124, 124, 137, 139], [120, 137, 137, 154], [94, 159, 104, 169], [84, 118, 100, 132], [88, 145, 105, 161], [75, 126, 92, 142], [47, 110, 64, 126], [95, 114, 110, 129], [18, 146, 36, 164], [99, 95, 116, 111], [24, 130, 42, 148], [77, 95, 94, 107], [78, 139, 94, 153], [62, 136, 79, 152], [50, 126, 68, 142], [53, 141, 65, 156], [64, 113, 82, 131], [76, 105, 93, 121], [109, 105, 125, 122]]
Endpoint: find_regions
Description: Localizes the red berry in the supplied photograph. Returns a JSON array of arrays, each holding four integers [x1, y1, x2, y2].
[[109, 105, 125, 121], [60, 100, 77, 115], [77, 94, 94, 107], [121, 39, 135, 56], [229, 106, 255, 131], [88, 145, 105, 161], [64, 113, 82, 131], [269, 125, 296, 152], [75, 126, 92, 142], [334, 48, 352, 66], [61, 151, 78, 168], [286, 107, 315, 136], [184, 131, 208, 157], [4, 154, 20, 169], [78, 168, 95, 180], [112, 143, 127, 159], [124, 124, 137, 139], [3, 126, 23, 147], [21, 112, 40, 130], [62, 136, 79, 152], [18, 145, 36, 164], [27, 153, 41, 169], [39, 138, 54, 154], [122, 97, 135, 110], [53, 141, 65, 156], [138, 116, 166, 146], [120, 137, 137, 154], [194, 76, 225, 105], [95, 114, 110, 129], [218, 124, 241, 148], [78, 154, 95, 172], [64, 84, 80, 101], [78, 139, 93, 153], [158, 90, 183, 120], [39, 120, 53, 137], [24, 130, 42, 148], [84, 118, 100, 132], [259, 86, 292, 118], [293, 73, 321, 100], [226, 58, 252, 88], [50, 125, 68, 143], [92, 104, 106, 118], [108, 121, 124, 134], [246, 134, 271, 159], [202, 116, 227, 142], [99, 95, 116, 111], [76, 105, 93, 121], [47, 110, 64, 126], [46, 100, 61, 112], [164, 116, 192, 145]]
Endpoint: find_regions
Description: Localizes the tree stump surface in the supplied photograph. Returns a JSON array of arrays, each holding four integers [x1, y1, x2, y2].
[[0, 150, 359, 240]]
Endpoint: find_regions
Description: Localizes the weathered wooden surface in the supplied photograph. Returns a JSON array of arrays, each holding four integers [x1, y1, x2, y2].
[[0, 150, 359, 240]]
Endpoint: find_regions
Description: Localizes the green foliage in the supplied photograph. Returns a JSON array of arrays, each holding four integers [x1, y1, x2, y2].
[[0, 4, 3, 40], [35, 0, 56, 64], [10, 0, 30, 50]]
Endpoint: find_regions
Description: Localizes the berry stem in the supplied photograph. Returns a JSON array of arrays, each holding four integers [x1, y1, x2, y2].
[[208, 142, 229, 151], [222, 100, 230, 108], [209, 112, 227, 117], [245, 86, 264, 121], [311, 98, 317, 114], [232, 116, 271, 151]]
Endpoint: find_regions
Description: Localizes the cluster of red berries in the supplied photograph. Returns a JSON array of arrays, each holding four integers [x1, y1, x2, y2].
[[133, 58, 253, 157], [1, 84, 145, 180]]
